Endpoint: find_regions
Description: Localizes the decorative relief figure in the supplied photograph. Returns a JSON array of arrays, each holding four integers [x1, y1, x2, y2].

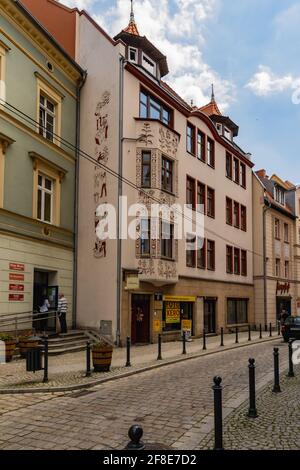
[[138, 123, 153, 146], [138, 259, 155, 276], [158, 260, 177, 280], [159, 127, 179, 157]]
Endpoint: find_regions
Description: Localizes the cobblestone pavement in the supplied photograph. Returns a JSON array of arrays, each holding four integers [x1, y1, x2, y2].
[[0, 339, 291, 450], [0, 330, 277, 390], [201, 365, 300, 450]]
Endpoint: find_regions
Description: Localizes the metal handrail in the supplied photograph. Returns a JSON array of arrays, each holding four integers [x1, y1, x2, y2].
[[0, 311, 58, 337]]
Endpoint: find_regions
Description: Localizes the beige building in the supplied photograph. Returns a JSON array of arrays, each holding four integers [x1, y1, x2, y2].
[[253, 170, 298, 326]]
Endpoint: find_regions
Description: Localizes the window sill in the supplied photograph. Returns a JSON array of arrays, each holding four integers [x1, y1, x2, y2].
[[186, 150, 196, 158], [161, 188, 175, 197], [161, 256, 175, 262], [207, 214, 215, 220], [197, 157, 206, 164], [207, 163, 215, 170]]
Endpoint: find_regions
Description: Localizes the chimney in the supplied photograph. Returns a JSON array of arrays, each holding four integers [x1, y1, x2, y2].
[[256, 169, 266, 179]]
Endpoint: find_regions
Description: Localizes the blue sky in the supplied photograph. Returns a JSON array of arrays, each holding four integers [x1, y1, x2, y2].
[[61, 0, 300, 182]]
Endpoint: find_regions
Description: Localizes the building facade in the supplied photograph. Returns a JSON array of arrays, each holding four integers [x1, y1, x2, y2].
[[23, 0, 255, 344], [253, 170, 298, 326], [0, 0, 84, 331]]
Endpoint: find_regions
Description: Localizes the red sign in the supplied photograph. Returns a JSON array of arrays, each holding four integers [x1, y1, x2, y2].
[[9, 273, 24, 281], [276, 281, 290, 295], [9, 263, 25, 272], [9, 284, 24, 292], [9, 294, 24, 301]]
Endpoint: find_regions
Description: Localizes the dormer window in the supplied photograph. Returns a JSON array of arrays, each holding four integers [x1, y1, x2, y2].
[[216, 123, 222, 135], [142, 52, 156, 76], [274, 186, 285, 205], [129, 47, 138, 63], [224, 127, 232, 141]]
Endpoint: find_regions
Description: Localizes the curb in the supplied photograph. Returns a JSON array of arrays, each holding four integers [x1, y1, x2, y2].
[[0, 336, 281, 395]]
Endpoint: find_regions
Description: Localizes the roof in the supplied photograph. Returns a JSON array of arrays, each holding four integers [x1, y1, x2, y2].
[[200, 99, 222, 117], [256, 172, 296, 218]]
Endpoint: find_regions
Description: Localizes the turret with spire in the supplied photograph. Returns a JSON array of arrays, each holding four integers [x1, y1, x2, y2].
[[123, 0, 139, 36]]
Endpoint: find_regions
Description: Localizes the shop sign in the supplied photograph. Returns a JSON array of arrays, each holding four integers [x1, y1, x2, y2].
[[9, 263, 25, 272], [9, 294, 24, 301], [182, 319, 192, 339], [276, 281, 290, 295], [165, 301, 180, 324], [9, 273, 24, 281], [9, 284, 24, 292], [125, 276, 140, 290], [163, 295, 196, 303], [153, 319, 161, 332]]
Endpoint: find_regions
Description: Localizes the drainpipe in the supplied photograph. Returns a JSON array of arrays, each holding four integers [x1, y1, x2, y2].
[[116, 56, 125, 346], [73, 71, 87, 329], [262, 199, 271, 327]]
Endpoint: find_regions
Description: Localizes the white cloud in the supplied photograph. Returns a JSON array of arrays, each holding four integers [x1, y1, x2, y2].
[[92, 0, 235, 111], [59, 0, 95, 10], [246, 65, 300, 96]]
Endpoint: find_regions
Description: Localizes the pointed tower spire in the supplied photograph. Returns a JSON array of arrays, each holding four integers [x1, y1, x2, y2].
[[211, 83, 215, 102], [123, 0, 140, 36]]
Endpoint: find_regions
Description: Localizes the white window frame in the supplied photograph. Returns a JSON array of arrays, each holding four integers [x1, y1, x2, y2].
[[274, 186, 285, 205], [37, 173, 54, 224], [128, 47, 138, 64], [216, 123, 222, 135], [39, 94, 56, 143], [275, 258, 281, 277], [142, 52, 156, 76], [224, 127, 232, 141], [284, 260, 289, 279]]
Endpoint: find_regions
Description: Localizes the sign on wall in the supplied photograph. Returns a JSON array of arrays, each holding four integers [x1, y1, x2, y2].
[[8, 263, 25, 301], [276, 281, 290, 295], [9, 284, 24, 292], [9, 263, 25, 271], [9, 294, 24, 301], [165, 301, 180, 324], [9, 273, 24, 281], [153, 319, 161, 332]]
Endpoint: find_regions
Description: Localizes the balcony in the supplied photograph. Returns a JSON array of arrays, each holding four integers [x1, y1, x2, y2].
[[136, 257, 178, 286]]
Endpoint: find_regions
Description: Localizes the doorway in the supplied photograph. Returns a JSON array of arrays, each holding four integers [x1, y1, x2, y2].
[[204, 299, 216, 334], [276, 297, 292, 321], [33, 270, 58, 332], [131, 294, 150, 344]]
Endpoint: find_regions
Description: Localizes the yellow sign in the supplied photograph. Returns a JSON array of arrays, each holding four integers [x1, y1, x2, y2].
[[182, 320, 192, 332], [125, 276, 140, 290], [165, 301, 180, 324], [163, 295, 196, 303], [153, 319, 161, 332]]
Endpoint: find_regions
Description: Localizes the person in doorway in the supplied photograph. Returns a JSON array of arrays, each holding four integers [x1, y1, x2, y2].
[[39, 296, 50, 333], [280, 309, 289, 325], [57, 293, 68, 334]]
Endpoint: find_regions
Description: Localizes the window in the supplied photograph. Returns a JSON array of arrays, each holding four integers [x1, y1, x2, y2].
[[197, 237, 206, 269], [141, 151, 151, 187], [284, 260, 289, 279], [233, 158, 239, 184], [224, 127, 232, 141], [39, 94, 56, 142], [274, 186, 285, 205], [186, 176, 195, 209], [142, 53, 156, 75], [37, 174, 53, 223], [241, 250, 247, 276], [207, 187, 215, 218], [139, 89, 172, 126], [161, 222, 173, 259], [187, 123, 195, 154], [227, 299, 248, 325], [216, 123, 222, 135], [207, 240, 215, 270], [226, 152, 232, 179], [197, 130, 205, 162], [233, 201, 240, 228], [207, 138, 215, 168], [186, 234, 196, 267], [197, 182, 206, 214], [275, 219, 281, 239], [234, 248, 240, 275], [241, 205, 247, 231], [275, 258, 281, 277], [140, 218, 150, 256], [226, 197, 233, 225], [129, 47, 138, 63], [0, 43, 7, 104], [240, 163, 246, 188], [226, 245, 233, 274], [161, 156, 173, 193], [284, 223, 289, 243]]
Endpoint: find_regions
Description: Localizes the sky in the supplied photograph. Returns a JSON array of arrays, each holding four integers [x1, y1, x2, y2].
[[60, 0, 300, 182]]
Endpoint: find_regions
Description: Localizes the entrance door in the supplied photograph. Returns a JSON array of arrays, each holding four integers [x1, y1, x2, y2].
[[204, 299, 216, 334], [131, 294, 150, 344], [33, 271, 57, 332], [276, 298, 292, 321]]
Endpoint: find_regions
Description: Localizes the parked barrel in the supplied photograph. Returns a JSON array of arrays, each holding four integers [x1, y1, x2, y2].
[[92, 345, 113, 372]]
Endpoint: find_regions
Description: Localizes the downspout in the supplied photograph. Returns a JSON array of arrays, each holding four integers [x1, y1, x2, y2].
[[116, 55, 125, 346], [73, 70, 87, 329]]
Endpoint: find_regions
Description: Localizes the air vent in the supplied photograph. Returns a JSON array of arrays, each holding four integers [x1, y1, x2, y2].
[[46, 61, 54, 72]]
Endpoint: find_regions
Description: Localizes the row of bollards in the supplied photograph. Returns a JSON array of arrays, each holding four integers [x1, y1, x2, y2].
[[212, 343, 296, 450]]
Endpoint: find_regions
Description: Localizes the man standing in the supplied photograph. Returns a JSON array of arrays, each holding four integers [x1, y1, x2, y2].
[[57, 293, 68, 334]]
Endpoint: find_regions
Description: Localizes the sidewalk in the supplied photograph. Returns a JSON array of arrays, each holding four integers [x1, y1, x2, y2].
[[0, 329, 280, 393]]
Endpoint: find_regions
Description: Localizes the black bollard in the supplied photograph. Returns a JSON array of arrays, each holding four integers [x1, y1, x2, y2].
[[220, 327, 224, 347], [157, 334, 162, 360], [269, 323, 272, 337], [259, 323, 262, 339], [248, 325, 251, 342], [265, 324, 268, 332], [235, 326, 239, 344], [43, 335, 48, 383], [203, 328, 207, 351], [126, 336, 131, 367], [182, 330, 187, 355], [272, 347, 281, 393], [247, 358, 257, 418], [212, 376, 223, 451], [288, 339, 295, 378], [86, 341, 91, 377], [126, 425, 145, 450]]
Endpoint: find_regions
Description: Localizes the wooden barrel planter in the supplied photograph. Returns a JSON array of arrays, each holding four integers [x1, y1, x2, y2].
[[92, 344, 113, 372], [18, 337, 41, 358], [5, 340, 17, 363]]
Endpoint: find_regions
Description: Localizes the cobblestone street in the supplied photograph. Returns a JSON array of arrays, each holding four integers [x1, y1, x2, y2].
[[0, 338, 295, 450]]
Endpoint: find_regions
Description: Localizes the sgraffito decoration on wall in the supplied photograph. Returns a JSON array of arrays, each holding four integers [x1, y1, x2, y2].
[[93, 91, 110, 259]]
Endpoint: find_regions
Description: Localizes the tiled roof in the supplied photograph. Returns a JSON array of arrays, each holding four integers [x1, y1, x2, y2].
[[123, 19, 139, 36], [199, 99, 222, 117]]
